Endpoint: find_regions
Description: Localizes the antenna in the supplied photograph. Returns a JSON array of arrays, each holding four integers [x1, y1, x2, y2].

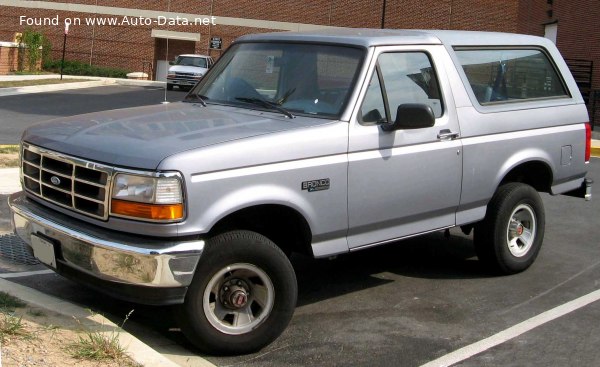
[[162, 0, 171, 104]]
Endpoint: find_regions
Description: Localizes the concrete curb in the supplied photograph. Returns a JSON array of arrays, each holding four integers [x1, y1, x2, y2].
[[0, 76, 165, 97], [0, 277, 183, 367], [592, 139, 600, 158]]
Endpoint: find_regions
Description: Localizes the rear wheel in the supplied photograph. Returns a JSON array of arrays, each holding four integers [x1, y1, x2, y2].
[[167, 83, 173, 90], [178, 230, 297, 355], [474, 183, 545, 274]]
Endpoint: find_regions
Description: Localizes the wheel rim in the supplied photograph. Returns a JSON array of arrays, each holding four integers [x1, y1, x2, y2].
[[203, 263, 274, 335], [506, 204, 536, 258]]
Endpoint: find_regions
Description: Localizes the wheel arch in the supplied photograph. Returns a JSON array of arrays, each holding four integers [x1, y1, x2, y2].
[[497, 159, 554, 193], [208, 204, 314, 256]]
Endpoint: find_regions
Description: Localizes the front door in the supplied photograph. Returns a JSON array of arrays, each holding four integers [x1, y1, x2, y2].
[[347, 45, 462, 249]]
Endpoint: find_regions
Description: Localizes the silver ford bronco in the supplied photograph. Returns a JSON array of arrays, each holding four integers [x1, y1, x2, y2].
[[8, 29, 593, 354]]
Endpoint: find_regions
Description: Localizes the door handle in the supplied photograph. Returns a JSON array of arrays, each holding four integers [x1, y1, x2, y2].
[[438, 129, 459, 140]]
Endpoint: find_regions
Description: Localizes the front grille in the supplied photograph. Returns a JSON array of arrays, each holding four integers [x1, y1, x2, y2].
[[21, 144, 113, 220], [175, 72, 194, 77]]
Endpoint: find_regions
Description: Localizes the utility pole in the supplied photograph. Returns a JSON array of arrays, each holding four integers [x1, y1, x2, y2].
[[381, 0, 387, 29]]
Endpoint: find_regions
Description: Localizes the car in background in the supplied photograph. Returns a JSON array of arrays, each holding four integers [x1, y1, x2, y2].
[[167, 54, 214, 90]]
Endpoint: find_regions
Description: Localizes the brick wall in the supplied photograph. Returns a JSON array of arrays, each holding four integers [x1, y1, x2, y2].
[[0, 0, 598, 92], [553, 0, 600, 91], [384, 0, 520, 31], [0, 43, 43, 74], [0, 44, 19, 74]]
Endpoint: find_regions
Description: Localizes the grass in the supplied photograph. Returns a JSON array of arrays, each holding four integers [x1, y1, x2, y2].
[[0, 293, 138, 366], [0, 313, 29, 341], [68, 328, 126, 360], [0, 78, 94, 88], [0, 145, 19, 154], [0, 144, 20, 168], [0, 291, 26, 312], [0, 293, 29, 341], [27, 309, 47, 317], [67, 310, 134, 363]]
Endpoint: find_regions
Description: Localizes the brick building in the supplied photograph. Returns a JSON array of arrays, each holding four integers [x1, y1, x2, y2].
[[0, 0, 598, 97]]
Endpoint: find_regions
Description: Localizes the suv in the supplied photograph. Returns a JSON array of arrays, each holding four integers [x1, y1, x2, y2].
[[166, 54, 213, 90], [9, 29, 592, 354]]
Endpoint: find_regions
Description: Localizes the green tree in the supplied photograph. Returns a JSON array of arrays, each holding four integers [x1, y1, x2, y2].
[[17, 28, 45, 72]]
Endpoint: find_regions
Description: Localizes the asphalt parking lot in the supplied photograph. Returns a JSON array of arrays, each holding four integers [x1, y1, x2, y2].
[[0, 85, 187, 144], [1, 85, 599, 366]]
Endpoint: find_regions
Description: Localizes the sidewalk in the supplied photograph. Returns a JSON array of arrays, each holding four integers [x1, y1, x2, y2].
[[0, 73, 165, 97], [0, 167, 20, 195]]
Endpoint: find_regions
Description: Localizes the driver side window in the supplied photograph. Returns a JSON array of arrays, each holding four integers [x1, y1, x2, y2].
[[360, 52, 443, 125]]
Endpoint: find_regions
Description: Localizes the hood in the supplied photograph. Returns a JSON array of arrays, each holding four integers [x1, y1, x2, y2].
[[23, 103, 330, 170], [168, 65, 208, 74]]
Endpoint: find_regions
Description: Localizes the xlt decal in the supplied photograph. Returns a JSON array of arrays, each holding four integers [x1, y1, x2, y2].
[[302, 178, 330, 192]]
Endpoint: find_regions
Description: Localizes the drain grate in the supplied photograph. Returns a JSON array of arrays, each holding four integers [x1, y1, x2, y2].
[[0, 233, 40, 265]]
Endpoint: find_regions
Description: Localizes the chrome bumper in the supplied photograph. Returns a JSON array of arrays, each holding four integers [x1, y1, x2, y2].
[[8, 192, 204, 288]]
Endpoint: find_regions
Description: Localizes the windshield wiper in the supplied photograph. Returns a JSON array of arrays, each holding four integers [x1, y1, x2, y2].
[[183, 93, 207, 107], [235, 97, 295, 119]]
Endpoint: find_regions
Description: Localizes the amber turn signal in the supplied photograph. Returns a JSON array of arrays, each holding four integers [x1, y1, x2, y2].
[[111, 199, 184, 221]]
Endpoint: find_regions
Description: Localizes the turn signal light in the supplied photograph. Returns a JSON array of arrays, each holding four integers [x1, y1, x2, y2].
[[111, 199, 184, 221]]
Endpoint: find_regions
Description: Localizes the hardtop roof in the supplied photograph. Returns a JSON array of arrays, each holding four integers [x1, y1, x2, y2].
[[236, 28, 552, 48]]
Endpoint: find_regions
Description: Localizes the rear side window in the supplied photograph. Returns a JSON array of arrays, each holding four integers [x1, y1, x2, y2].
[[455, 48, 568, 105]]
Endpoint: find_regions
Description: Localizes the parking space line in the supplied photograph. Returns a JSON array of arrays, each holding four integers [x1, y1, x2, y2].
[[420, 288, 600, 367], [0, 270, 54, 278]]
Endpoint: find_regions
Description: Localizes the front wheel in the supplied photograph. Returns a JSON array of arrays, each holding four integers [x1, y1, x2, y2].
[[178, 230, 297, 355], [474, 183, 545, 274]]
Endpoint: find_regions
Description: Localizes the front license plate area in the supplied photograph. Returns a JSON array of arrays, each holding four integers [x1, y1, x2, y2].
[[30, 234, 57, 268]]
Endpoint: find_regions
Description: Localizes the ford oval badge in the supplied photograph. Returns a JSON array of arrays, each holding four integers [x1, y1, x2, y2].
[[50, 176, 61, 186]]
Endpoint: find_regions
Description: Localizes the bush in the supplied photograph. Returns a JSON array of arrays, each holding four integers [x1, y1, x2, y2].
[[16, 28, 45, 72], [44, 60, 130, 78]]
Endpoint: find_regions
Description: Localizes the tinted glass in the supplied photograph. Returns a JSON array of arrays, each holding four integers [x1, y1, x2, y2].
[[193, 43, 364, 118], [361, 71, 386, 124], [456, 48, 568, 104], [360, 52, 443, 125], [176, 56, 208, 68], [379, 53, 443, 121]]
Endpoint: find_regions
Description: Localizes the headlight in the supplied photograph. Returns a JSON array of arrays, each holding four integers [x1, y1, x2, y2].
[[110, 173, 184, 222]]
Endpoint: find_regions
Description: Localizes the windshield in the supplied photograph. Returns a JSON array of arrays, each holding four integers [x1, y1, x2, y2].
[[190, 43, 364, 118], [175, 56, 208, 68]]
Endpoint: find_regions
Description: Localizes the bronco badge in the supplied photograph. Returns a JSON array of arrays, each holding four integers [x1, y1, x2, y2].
[[301, 178, 330, 192]]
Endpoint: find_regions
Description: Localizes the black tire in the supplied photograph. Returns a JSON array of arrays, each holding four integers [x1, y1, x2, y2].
[[178, 230, 297, 355], [167, 83, 173, 90], [474, 183, 545, 275]]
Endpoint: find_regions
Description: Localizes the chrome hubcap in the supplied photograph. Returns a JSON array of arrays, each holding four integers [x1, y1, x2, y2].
[[220, 279, 250, 309], [203, 263, 274, 335], [506, 204, 536, 257]]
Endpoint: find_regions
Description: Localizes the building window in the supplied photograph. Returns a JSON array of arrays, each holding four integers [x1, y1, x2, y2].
[[544, 23, 558, 44]]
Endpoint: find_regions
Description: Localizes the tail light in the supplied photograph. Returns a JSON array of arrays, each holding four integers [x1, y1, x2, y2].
[[585, 123, 591, 162]]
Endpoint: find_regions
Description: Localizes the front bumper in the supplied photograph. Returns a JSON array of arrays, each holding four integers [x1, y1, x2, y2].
[[8, 191, 204, 305], [166, 76, 199, 86]]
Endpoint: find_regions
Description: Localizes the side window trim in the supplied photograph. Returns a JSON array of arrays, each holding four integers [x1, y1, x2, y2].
[[375, 63, 392, 124]]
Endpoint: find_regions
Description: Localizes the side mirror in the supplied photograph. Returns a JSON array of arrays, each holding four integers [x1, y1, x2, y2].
[[169, 61, 175, 66], [381, 103, 435, 132]]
